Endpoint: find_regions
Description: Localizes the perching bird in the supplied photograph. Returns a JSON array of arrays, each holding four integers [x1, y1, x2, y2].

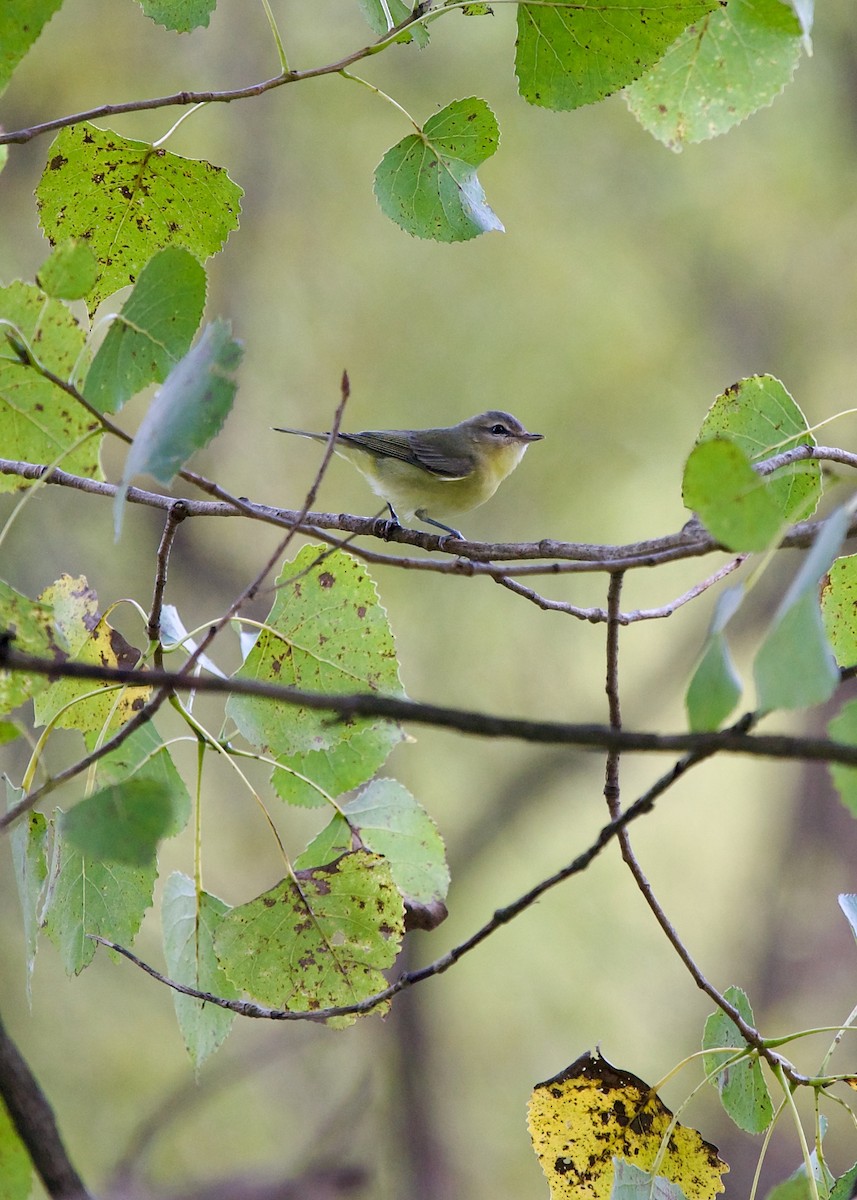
[[274, 410, 543, 537]]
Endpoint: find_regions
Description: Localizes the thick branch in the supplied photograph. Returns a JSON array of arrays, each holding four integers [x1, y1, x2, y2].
[[2, 455, 853, 575], [0, 1009, 91, 1199]]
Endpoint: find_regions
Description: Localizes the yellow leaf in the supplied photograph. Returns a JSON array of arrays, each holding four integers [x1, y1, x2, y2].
[[33, 574, 150, 733], [528, 1051, 728, 1200]]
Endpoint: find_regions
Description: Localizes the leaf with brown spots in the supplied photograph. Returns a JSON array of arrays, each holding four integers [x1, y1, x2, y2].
[[515, 0, 721, 111], [528, 1050, 727, 1199], [214, 850, 403, 1020], [33, 574, 151, 734], [296, 778, 450, 910], [36, 123, 242, 313], [227, 546, 404, 758], [0, 579, 68, 715], [0, 281, 101, 493]]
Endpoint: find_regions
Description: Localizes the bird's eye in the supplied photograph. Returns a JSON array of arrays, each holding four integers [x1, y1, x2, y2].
[[490, 424, 509, 436]]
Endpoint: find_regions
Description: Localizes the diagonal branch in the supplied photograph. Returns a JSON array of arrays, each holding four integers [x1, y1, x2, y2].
[[0, 1007, 92, 1199], [0, 7, 431, 146]]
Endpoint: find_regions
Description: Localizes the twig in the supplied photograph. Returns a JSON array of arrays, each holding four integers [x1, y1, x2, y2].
[[147, 501, 189, 642], [601, 570, 801, 1082], [603, 570, 624, 819]]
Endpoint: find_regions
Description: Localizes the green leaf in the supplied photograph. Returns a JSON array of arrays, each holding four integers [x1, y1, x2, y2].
[[357, 0, 429, 45], [755, 592, 839, 712], [0, 579, 67, 714], [0, 281, 101, 492], [227, 546, 404, 757], [754, 505, 848, 713], [0, 721, 20, 745], [7, 781, 48, 999], [820, 555, 857, 668], [692, 376, 820, 525], [92, 722, 191, 838], [763, 1175, 814, 1200], [36, 240, 99, 300], [514, 0, 719, 111], [60, 779, 174, 866], [686, 585, 744, 731], [136, 0, 217, 32], [611, 1161, 689, 1200], [33, 574, 151, 734], [828, 703, 857, 818], [272, 721, 405, 808], [682, 437, 782, 552], [36, 123, 242, 313], [374, 97, 503, 242], [214, 850, 403, 1016], [764, 1143, 834, 1200], [785, 0, 812, 52], [0, 1094, 32, 1200], [84, 247, 207, 415], [702, 985, 773, 1133], [625, 0, 803, 151], [831, 1163, 857, 1200], [297, 779, 449, 906], [44, 830, 157, 974], [0, 0, 65, 96], [163, 873, 238, 1069], [114, 319, 241, 534]]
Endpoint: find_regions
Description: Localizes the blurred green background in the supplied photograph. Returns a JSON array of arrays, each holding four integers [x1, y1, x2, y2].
[[3, 3, 857, 1197]]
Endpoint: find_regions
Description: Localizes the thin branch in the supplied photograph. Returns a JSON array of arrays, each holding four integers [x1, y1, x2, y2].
[[602, 569, 797, 1082], [170, 374, 353, 665], [2, 455, 854, 575], [0, 1007, 92, 1199], [603, 570, 624, 819], [0, 6, 429, 147], [1, 687, 174, 830], [4, 647, 857, 837], [89, 769, 686, 1023], [147, 500, 189, 642]]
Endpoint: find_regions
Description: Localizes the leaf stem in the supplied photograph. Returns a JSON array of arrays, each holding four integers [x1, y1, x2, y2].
[[151, 102, 209, 149], [339, 69, 422, 132], [259, 0, 290, 74]]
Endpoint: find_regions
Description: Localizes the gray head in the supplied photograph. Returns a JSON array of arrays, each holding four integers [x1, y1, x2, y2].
[[458, 411, 544, 445]]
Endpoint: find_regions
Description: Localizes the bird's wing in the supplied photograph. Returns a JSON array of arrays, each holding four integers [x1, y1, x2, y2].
[[344, 431, 473, 479]]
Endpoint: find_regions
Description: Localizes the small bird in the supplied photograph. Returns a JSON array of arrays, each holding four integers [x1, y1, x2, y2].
[[274, 410, 544, 538]]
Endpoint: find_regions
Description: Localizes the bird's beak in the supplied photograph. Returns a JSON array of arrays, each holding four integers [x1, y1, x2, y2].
[[522, 431, 544, 442]]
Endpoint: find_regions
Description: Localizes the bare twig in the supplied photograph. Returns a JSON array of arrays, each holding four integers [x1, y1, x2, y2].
[[599, 567, 797, 1080], [603, 570, 624, 819], [148, 501, 190, 642]]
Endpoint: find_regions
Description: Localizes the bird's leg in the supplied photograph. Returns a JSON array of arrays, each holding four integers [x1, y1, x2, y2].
[[371, 504, 402, 541], [417, 510, 464, 541]]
